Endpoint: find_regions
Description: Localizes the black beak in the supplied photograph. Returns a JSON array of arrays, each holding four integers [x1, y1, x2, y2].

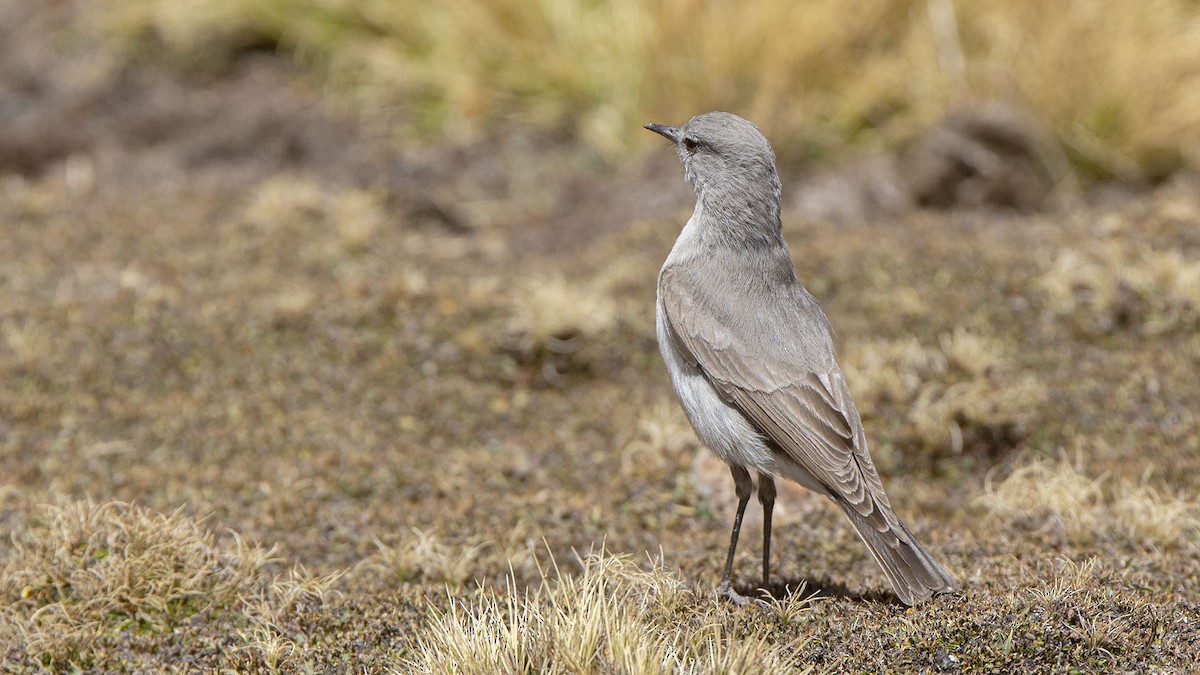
[[644, 123, 681, 144]]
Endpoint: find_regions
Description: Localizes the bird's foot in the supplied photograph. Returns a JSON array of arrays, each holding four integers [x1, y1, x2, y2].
[[716, 580, 762, 607]]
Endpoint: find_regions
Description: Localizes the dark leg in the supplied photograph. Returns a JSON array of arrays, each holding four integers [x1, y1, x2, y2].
[[717, 464, 754, 605], [758, 473, 777, 589]]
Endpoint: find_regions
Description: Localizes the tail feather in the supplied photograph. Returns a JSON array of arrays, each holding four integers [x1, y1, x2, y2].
[[838, 504, 957, 606]]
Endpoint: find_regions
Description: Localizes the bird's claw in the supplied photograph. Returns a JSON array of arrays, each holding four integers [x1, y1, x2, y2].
[[717, 580, 768, 608]]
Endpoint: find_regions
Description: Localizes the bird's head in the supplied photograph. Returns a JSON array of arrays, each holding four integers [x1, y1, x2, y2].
[[644, 112, 780, 205]]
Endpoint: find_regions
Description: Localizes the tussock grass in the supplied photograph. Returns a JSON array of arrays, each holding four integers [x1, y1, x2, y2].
[[242, 173, 328, 232], [843, 329, 1046, 463], [619, 398, 697, 479], [1038, 239, 1200, 336], [499, 272, 627, 386], [232, 564, 347, 673], [357, 529, 492, 589], [507, 274, 619, 349], [978, 451, 1200, 548], [243, 173, 388, 252], [0, 500, 276, 670], [407, 552, 800, 675], [102, 0, 1200, 177], [1016, 557, 1153, 663], [0, 500, 356, 672]]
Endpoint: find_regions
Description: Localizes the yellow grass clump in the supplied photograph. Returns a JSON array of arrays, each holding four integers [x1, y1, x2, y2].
[[0, 500, 355, 671], [510, 274, 618, 340], [101, 0, 1200, 178], [619, 398, 698, 479], [406, 551, 801, 674], [977, 450, 1200, 548], [842, 328, 1046, 462], [242, 174, 388, 253], [358, 529, 491, 588], [1038, 240, 1200, 336], [0, 500, 276, 670]]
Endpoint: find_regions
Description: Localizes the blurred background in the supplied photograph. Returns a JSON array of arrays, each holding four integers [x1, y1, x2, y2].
[[2, 1, 1199, 671], [100, 0, 1200, 176], [12, 0, 1200, 177]]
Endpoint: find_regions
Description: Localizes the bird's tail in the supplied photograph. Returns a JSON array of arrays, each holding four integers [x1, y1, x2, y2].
[[838, 503, 957, 606]]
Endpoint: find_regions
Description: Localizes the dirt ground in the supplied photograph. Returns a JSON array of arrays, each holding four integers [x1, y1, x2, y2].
[[2, 3, 1199, 673]]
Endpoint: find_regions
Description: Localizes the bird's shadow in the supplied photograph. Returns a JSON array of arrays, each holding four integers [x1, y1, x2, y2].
[[737, 576, 902, 606]]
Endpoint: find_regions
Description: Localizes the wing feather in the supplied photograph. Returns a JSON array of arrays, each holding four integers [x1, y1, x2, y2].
[[659, 264, 899, 534]]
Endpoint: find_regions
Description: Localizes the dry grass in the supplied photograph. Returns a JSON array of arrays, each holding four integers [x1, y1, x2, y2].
[[842, 328, 1046, 464], [407, 551, 802, 675], [501, 272, 627, 388], [507, 274, 620, 350], [978, 449, 1200, 548], [0, 499, 367, 672], [356, 530, 493, 589], [101, 0, 1200, 178], [1038, 237, 1200, 336], [0, 500, 276, 670], [619, 399, 698, 480], [242, 174, 390, 255]]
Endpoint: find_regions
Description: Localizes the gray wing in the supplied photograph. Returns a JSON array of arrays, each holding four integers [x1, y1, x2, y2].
[[659, 263, 901, 534]]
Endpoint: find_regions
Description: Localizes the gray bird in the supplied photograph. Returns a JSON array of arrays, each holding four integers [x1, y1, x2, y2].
[[645, 111, 957, 606]]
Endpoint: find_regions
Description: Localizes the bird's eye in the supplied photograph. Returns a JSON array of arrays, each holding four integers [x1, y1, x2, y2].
[[682, 137, 700, 152]]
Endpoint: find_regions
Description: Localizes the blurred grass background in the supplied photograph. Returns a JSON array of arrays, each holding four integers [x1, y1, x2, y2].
[[101, 0, 1200, 181]]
